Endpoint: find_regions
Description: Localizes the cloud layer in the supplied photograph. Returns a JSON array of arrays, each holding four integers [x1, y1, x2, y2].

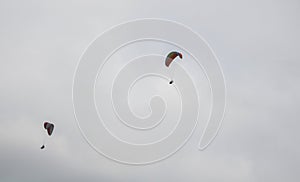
[[0, 0, 299, 181]]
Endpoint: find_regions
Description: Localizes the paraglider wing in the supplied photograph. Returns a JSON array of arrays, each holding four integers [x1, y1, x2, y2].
[[165, 51, 183, 67], [43, 122, 54, 136]]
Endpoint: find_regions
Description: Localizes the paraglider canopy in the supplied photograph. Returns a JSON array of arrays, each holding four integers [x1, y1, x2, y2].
[[165, 51, 183, 67], [44, 122, 54, 136]]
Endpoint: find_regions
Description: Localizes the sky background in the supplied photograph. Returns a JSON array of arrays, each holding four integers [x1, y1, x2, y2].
[[0, 0, 300, 181]]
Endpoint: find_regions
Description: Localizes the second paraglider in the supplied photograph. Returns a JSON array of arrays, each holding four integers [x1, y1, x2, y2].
[[40, 121, 54, 150]]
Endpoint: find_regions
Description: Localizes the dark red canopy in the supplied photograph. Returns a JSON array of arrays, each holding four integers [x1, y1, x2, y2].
[[165, 51, 183, 67], [44, 122, 54, 136]]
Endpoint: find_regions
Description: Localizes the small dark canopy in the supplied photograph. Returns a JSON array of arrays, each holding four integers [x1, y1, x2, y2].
[[165, 51, 183, 67], [44, 122, 54, 136]]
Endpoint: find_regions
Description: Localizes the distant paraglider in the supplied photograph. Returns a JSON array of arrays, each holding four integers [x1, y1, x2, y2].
[[165, 51, 183, 84], [41, 121, 54, 149]]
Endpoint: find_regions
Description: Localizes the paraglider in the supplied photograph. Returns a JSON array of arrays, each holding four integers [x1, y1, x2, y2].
[[165, 51, 183, 84], [41, 121, 54, 149]]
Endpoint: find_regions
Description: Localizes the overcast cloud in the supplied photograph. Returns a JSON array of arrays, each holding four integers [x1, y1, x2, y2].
[[0, 0, 299, 181]]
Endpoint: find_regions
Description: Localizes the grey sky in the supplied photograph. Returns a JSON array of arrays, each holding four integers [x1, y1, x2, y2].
[[0, 0, 299, 181]]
